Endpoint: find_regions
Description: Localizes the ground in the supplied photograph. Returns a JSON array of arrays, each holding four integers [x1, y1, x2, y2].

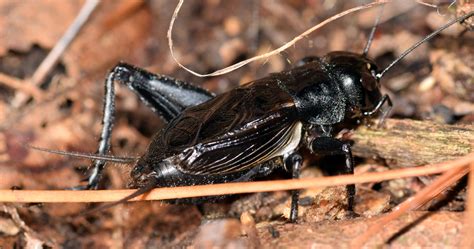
[[0, 1, 473, 248]]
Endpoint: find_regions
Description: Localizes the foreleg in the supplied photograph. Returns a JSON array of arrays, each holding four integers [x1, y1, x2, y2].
[[310, 137, 355, 211]]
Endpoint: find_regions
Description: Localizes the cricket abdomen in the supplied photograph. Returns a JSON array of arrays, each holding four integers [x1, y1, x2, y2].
[[149, 159, 277, 204]]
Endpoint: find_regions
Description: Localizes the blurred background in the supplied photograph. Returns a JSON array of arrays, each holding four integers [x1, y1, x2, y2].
[[0, 0, 472, 247]]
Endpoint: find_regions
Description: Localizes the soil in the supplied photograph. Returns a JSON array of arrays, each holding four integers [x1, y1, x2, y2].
[[0, 1, 473, 248]]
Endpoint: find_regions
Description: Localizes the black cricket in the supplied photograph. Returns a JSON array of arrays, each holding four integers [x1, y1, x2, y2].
[[40, 11, 473, 222]]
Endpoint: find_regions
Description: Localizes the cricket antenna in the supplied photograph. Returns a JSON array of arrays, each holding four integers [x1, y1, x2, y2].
[[377, 11, 474, 79], [363, 4, 385, 56], [27, 145, 138, 164], [78, 177, 158, 217]]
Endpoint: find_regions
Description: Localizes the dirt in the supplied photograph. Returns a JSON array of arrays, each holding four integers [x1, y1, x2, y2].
[[0, 1, 473, 248]]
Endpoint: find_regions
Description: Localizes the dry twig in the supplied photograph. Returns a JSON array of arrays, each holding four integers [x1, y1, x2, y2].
[[0, 153, 472, 203], [0, 73, 42, 100], [352, 119, 474, 166], [350, 165, 470, 248], [167, 0, 390, 77], [415, 0, 438, 8], [11, 0, 100, 107], [30, 0, 100, 87]]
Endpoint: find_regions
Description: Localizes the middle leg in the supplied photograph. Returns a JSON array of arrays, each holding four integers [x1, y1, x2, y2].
[[284, 152, 303, 223], [310, 136, 355, 212]]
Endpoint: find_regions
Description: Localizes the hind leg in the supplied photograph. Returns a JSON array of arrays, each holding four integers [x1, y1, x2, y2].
[[80, 63, 214, 189]]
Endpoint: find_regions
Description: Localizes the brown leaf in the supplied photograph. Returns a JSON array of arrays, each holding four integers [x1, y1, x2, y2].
[[0, 0, 82, 56]]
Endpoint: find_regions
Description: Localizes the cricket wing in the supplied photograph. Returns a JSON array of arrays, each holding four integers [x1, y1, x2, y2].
[[153, 81, 301, 175], [171, 108, 302, 175]]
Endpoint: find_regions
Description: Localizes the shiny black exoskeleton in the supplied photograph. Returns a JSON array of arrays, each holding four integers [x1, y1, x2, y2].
[[87, 51, 391, 222], [82, 11, 473, 222]]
